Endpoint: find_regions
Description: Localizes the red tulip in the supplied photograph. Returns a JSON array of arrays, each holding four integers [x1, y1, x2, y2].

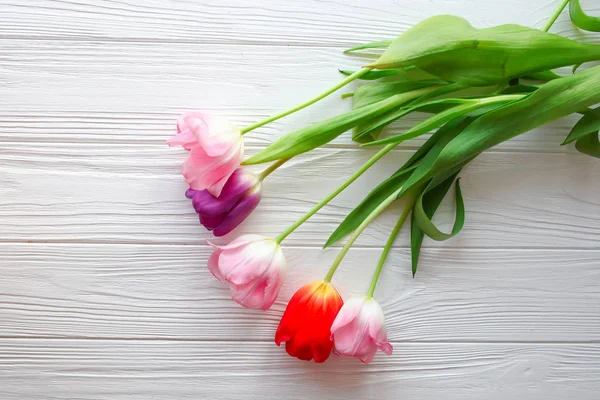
[[275, 281, 343, 363]]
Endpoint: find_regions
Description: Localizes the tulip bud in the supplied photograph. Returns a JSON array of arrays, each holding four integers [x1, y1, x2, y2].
[[330, 296, 393, 363], [208, 234, 285, 311], [275, 281, 343, 363], [187, 168, 262, 237], [167, 112, 244, 197]]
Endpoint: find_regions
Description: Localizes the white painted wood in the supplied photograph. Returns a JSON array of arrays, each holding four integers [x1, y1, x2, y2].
[[0, 143, 598, 247], [0, 0, 598, 45], [1, 243, 600, 342], [0, 39, 591, 152], [1, 0, 600, 398], [1, 339, 600, 400]]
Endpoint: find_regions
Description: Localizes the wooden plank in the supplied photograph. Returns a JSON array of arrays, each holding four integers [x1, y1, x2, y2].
[[0, 339, 599, 400], [0, 39, 586, 152], [1, 243, 599, 341], [1, 143, 598, 247], [0, 0, 598, 46]]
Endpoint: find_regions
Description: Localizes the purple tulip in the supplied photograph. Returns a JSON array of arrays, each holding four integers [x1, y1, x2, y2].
[[186, 168, 262, 237]]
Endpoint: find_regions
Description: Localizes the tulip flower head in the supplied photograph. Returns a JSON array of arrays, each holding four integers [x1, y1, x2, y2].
[[330, 296, 392, 364], [208, 234, 285, 311], [168, 112, 243, 197], [186, 168, 262, 237], [275, 281, 343, 363]]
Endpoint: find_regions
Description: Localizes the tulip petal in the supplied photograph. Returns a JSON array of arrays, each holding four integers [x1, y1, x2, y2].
[[212, 189, 262, 237], [217, 239, 277, 285], [167, 129, 197, 150], [178, 112, 241, 157], [207, 248, 225, 281], [330, 297, 363, 338]]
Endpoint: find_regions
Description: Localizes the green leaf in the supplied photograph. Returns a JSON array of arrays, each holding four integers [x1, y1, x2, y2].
[[339, 69, 401, 80], [352, 83, 470, 144], [575, 131, 600, 158], [524, 70, 561, 81], [326, 117, 469, 248], [500, 84, 540, 94], [242, 86, 440, 165], [362, 94, 525, 147], [399, 65, 600, 198], [323, 166, 416, 248], [413, 174, 465, 241], [410, 171, 460, 277], [368, 15, 600, 86], [344, 40, 392, 53], [562, 107, 600, 145], [570, 0, 600, 32], [353, 80, 447, 109]]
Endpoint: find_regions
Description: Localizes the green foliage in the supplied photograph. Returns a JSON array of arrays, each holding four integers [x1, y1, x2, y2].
[[570, 0, 600, 32], [368, 15, 600, 85]]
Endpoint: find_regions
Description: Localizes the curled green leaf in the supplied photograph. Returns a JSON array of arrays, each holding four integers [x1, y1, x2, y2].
[[570, 0, 600, 32], [368, 15, 600, 86], [413, 174, 465, 241], [410, 170, 461, 277]]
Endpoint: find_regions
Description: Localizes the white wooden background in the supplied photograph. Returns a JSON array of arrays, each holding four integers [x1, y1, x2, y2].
[[1, 0, 600, 399]]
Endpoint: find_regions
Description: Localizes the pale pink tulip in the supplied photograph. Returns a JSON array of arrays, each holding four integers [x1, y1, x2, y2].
[[168, 112, 243, 197], [208, 234, 285, 311], [330, 297, 393, 363]]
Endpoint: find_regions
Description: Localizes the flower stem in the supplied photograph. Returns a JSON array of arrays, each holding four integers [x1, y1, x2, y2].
[[273, 143, 396, 244], [541, 0, 570, 32], [258, 158, 288, 180], [240, 68, 372, 135], [323, 186, 404, 283], [366, 200, 413, 297]]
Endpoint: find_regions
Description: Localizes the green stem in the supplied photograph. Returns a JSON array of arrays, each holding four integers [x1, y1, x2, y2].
[[273, 143, 396, 244], [258, 158, 288, 180], [366, 201, 413, 297], [541, 0, 570, 32], [323, 186, 403, 283], [240, 68, 372, 135]]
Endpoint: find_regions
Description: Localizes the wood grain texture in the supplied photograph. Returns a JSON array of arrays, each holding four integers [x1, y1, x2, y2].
[[0, 0, 598, 45], [0, 339, 599, 400], [0, 39, 590, 152], [1, 143, 598, 247], [2, 0, 600, 398], [1, 243, 600, 342]]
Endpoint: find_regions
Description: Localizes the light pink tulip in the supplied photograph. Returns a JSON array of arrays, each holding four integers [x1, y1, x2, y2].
[[208, 234, 285, 311], [167, 112, 243, 197], [330, 297, 393, 363]]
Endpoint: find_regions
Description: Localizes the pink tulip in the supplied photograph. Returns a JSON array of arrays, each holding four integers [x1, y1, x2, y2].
[[330, 297, 393, 363], [208, 234, 285, 311], [167, 112, 243, 197], [186, 168, 262, 237]]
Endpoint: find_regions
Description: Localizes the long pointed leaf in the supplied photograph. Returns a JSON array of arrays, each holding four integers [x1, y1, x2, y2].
[[562, 108, 600, 145], [363, 95, 524, 147], [344, 40, 392, 53], [323, 166, 416, 248], [243, 86, 439, 165], [399, 65, 600, 199]]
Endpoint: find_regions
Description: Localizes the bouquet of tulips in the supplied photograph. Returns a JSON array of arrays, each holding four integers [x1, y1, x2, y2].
[[168, 0, 600, 364]]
